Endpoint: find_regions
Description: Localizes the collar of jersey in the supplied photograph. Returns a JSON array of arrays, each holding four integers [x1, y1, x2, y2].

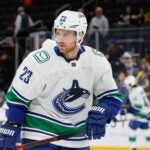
[[54, 45, 85, 62]]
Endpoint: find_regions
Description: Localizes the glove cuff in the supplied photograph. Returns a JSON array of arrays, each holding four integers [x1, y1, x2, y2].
[[90, 104, 111, 123], [91, 106, 105, 113], [0, 123, 21, 149], [0, 123, 20, 137]]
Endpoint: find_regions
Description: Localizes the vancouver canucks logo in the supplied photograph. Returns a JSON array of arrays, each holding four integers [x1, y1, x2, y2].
[[52, 80, 90, 115]]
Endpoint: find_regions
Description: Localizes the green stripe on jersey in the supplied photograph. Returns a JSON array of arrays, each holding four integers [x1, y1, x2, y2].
[[23, 114, 85, 137], [135, 113, 148, 118], [6, 89, 30, 108], [97, 91, 123, 103], [134, 104, 142, 109]]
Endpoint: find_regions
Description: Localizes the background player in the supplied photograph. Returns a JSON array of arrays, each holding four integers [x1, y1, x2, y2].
[[124, 75, 150, 150]]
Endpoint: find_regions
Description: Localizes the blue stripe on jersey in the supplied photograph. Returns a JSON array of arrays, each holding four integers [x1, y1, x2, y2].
[[64, 137, 87, 141], [75, 120, 85, 126], [12, 87, 31, 102], [27, 111, 85, 127]]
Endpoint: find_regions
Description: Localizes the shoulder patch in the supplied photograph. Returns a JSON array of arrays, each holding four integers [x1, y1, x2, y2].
[[92, 48, 104, 56], [33, 50, 50, 63]]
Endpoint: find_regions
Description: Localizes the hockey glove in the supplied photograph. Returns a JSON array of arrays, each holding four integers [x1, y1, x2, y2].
[[86, 104, 110, 140], [0, 122, 20, 150]]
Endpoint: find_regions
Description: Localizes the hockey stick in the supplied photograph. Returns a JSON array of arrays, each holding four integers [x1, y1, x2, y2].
[[15, 130, 82, 150]]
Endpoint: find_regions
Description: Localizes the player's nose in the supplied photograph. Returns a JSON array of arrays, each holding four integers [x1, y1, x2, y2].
[[55, 34, 65, 43]]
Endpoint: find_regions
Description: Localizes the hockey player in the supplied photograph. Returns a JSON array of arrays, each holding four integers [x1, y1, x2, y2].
[[124, 75, 150, 150], [0, 10, 123, 150]]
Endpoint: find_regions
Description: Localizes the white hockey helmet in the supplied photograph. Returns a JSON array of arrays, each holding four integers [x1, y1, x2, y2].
[[124, 75, 136, 87], [53, 10, 87, 44]]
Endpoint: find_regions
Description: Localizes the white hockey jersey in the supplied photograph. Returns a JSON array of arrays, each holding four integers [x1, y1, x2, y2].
[[6, 39, 122, 148], [128, 85, 150, 120]]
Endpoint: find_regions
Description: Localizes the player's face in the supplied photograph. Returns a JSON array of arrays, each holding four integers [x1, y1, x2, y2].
[[55, 29, 77, 54]]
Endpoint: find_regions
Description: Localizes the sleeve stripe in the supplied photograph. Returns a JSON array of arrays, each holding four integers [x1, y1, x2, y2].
[[96, 89, 119, 99], [6, 99, 28, 108], [12, 87, 31, 102], [109, 96, 123, 102]]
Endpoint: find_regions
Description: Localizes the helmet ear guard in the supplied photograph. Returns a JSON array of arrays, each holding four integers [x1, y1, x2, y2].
[[76, 31, 84, 44], [53, 10, 87, 45]]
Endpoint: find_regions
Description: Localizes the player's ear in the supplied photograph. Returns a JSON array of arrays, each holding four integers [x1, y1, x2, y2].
[[78, 31, 84, 43]]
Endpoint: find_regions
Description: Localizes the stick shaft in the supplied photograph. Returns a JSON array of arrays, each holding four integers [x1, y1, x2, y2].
[[16, 131, 79, 150]]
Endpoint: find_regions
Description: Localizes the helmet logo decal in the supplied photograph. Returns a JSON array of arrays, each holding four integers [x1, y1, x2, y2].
[[59, 16, 67, 25], [52, 80, 90, 115]]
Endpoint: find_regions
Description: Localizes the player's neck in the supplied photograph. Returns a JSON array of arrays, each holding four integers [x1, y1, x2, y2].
[[63, 45, 80, 60]]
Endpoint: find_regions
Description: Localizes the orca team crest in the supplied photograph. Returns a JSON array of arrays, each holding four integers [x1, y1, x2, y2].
[[52, 80, 90, 115]]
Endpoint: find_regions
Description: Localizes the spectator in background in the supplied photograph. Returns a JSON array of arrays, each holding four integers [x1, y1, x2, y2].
[[120, 52, 135, 75], [136, 57, 150, 99], [117, 71, 128, 98], [105, 39, 126, 80], [137, 8, 146, 26], [131, 54, 140, 76], [144, 11, 150, 26], [117, 71, 129, 116], [14, 6, 34, 38], [116, 5, 138, 27], [14, 6, 34, 64], [88, 6, 109, 50]]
